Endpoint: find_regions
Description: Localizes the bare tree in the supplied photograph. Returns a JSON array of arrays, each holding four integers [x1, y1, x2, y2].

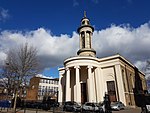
[[1, 43, 39, 112], [0, 67, 14, 98]]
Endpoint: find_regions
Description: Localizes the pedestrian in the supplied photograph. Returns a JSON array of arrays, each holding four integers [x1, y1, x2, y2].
[[103, 93, 112, 113]]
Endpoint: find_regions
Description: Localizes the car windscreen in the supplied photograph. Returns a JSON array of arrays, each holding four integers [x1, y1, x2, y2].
[[111, 102, 119, 106], [85, 103, 94, 106], [65, 102, 77, 105]]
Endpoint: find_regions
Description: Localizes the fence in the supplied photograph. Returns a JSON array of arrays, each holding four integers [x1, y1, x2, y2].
[[0, 101, 109, 113], [0, 100, 12, 112]]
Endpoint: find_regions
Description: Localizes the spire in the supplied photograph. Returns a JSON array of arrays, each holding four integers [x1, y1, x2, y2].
[[77, 12, 96, 57], [84, 11, 86, 18]]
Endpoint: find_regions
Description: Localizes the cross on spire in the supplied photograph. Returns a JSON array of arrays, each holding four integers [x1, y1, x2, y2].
[[84, 11, 86, 18]]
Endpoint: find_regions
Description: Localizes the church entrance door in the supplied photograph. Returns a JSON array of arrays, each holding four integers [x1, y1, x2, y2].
[[107, 81, 117, 102], [81, 83, 87, 104]]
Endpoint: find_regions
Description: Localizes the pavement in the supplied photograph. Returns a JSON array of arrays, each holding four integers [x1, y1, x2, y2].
[[0, 108, 61, 113], [0, 107, 142, 113]]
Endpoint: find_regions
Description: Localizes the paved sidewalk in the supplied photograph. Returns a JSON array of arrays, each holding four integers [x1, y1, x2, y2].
[[0, 107, 142, 113], [0, 108, 67, 113]]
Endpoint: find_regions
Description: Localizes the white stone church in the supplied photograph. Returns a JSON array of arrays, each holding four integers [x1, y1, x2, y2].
[[58, 13, 147, 106]]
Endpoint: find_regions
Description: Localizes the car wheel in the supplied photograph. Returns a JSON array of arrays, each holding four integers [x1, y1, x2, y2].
[[63, 107, 66, 111], [82, 109, 85, 112], [73, 108, 76, 112], [117, 108, 120, 111]]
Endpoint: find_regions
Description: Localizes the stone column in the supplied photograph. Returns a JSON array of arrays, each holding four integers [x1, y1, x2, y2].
[[79, 34, 82, 49], [115, 64, 126, 105], [86, 31, 91, 48], [58, 74, 63, 103], [98, 68, 105, 101], [89, 32, 92, 48], [87, 65, 94, 102], [66, 68, 71, 101], [74, 65, 81, 104]]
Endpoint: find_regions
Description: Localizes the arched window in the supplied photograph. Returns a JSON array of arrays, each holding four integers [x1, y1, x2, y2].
[[82, 21, 85, 25], [87, 20, 89, 24], [86, 31, 91, 48]]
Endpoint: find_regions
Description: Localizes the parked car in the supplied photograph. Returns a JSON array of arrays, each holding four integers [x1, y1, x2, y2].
[[51, 101, 59, 107], [63, 101, 81, 112], [142, 94, 150, 113], [82, 102, 100, 112], [111, 101, 125, 111], [49, 99, 59, 107], [97, 103, 105, 113], [0, 100, 11, 108]]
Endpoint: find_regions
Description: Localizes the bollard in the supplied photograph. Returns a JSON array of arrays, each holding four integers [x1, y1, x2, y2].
[[36, 106, 38, 113], [52, 105, 55, 113], [24, 105, 26, 113]]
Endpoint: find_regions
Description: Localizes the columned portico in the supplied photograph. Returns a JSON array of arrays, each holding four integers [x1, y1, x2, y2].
[[61, 55, 100, 103], [65, 68, 71, 101]]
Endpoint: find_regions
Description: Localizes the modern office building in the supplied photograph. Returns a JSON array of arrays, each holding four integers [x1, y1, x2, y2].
[[26, 75, 59, 101], [58, 13, 147, 107]]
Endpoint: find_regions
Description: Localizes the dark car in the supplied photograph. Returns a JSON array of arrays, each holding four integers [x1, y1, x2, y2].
[[49, 99, 59, 107], [142, 95, 150, 113], [63, 101, 81, 112], [0, 100, 11, 108]]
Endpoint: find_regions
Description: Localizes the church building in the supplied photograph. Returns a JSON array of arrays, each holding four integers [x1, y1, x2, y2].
[[58, 13, 147, 106]]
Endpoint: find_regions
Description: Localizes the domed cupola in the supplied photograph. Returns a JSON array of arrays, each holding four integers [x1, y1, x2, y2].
[[77, 11, 96, 57]]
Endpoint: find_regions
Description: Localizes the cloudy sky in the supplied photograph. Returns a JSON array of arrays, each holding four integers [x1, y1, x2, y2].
[[0, 0, 150, 78]]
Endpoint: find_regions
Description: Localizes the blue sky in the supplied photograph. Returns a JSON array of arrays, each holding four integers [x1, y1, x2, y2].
[[1, 0, 150, 78], [1, 0, 150, 34]]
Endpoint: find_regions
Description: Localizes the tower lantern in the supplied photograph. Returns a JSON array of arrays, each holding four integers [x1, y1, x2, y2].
[[77, 12, 96, 57]]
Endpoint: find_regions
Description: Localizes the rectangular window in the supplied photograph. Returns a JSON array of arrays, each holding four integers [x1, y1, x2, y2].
[[40, 79, 43, 83]]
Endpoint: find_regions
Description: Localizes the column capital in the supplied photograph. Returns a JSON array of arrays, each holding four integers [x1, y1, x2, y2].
[[74, 65, 80, 69], [66, 67, 70, 71], [59, 70, 65, 75], [87, 65, 93, 69]]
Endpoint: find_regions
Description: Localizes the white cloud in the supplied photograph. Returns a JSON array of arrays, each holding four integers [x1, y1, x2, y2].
[[0, 8, 9, 21], [35, 74, 53, 79], [0, 28, 79, 69], [134, 61, 147, 71], [93, 23, 150, 67], [0, 52, 7, 66], [0, 22, 150, 74]]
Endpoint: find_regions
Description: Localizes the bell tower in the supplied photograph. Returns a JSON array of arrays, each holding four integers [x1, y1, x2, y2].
[[77, 12, 96, 57]]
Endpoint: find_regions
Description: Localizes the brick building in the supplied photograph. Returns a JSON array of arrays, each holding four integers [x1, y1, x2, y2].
[[26, 75, 59, 101]]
